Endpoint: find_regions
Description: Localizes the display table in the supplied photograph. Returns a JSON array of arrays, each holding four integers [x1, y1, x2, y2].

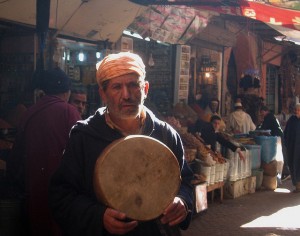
[[207, 181, 224, 203]]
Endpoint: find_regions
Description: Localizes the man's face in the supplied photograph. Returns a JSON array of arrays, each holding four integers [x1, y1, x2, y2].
[[211, 119, 221, 131], [69, 93, 87, 115], [210, 101, 218, 113], [99, 73, 149, 121], [260, 110, 267, 118]]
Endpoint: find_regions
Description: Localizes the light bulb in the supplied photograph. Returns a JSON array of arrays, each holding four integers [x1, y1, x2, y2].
[[78, 52, 85, 62], [148, 53, 154, 67]]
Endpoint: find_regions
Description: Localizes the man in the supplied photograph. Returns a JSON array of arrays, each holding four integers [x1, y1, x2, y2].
[[257, 105, 283, 137], [284, 103, 300, 193], [49, 52, 194, 236], [227, 100, 256, 134], [204, 98, 226, 131], [188, 115, 244, 160], [257, 106, 288, 183], [210, 115, 245, 160], [69, 83, 87, 118], [7, 67, 81, 235]]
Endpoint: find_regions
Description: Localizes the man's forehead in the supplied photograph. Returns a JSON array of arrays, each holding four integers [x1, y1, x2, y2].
[[109, 73, 141, 83], [72, 93, 87, 100]]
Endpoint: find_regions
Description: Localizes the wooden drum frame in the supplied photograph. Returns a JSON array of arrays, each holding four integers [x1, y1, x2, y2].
[[93, 135, 181, 221]]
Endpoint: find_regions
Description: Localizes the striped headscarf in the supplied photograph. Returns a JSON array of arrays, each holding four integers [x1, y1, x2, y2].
[[96, 52, 146, 85]]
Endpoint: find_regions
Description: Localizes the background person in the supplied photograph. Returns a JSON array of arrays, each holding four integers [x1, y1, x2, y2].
[[210, 115, 245, 160], [227, 100, 256, 134], [203, 98, 226, 131], [69, 83, 87, 118], [257, 105, 283, 137], [188, 115, 244, 160], [257, 105, 288, 183], [284, 103, 300, 193], [49, 52, 194, 236], [7, 67, 81, 236]]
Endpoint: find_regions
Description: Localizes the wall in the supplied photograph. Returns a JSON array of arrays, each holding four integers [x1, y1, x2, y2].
[[133, 38, 174, 116], [0, 34, 36, 113]]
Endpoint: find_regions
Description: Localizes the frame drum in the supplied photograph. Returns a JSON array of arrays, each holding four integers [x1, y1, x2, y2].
[[93, 135, 181, 221]]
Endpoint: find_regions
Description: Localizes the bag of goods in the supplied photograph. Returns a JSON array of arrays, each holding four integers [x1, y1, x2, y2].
[[261, 160, 278, 177], [199, 153, 216, 166], [171, 101, 198, 127]]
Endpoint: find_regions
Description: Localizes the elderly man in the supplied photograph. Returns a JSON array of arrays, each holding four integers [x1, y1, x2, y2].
[[49, 52, 194, 236]]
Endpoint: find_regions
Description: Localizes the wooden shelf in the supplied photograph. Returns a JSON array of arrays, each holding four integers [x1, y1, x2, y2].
[[207, 181, 224, 203]]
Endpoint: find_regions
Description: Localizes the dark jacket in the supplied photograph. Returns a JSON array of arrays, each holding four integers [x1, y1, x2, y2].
[[257, 112, 283, 137], [284, 115, 300, 185], [49, 107, 194, 236], [188, 119, 239, 152]]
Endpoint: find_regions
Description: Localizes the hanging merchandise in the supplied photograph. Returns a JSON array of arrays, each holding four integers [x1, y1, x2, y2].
[[239, 67, 261, 92]]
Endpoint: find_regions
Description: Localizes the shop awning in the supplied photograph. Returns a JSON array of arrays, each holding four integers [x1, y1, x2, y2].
[[129, 0, 300, 45], [240, 1, 300, 44], [0, 0, 299, 45], [0, 0, 147, 43]]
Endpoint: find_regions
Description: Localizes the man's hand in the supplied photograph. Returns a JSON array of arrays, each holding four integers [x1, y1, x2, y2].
[[238, 150, 245, 161], [103, 208, 138, 235], [160, 197, 188, 226]]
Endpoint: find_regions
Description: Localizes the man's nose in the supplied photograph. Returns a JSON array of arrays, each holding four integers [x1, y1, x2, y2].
[[121, 85, 130, 98]]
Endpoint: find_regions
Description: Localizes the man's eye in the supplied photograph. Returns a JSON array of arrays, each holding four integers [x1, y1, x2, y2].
[[128, 82, 141, 89], [111, 84, 122, 90]]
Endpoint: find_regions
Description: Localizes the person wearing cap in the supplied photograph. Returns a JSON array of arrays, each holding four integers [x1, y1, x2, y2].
[[203, 98, 226, 131], [7, 67, 81, 236], [69, 83, 88, 118], [227, 100, 256, 134], [49, 52, 194, 236], [284, 103, 300, 193]]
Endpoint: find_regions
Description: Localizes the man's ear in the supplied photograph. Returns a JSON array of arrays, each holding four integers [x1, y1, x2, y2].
[[144, 81, 149, 97]]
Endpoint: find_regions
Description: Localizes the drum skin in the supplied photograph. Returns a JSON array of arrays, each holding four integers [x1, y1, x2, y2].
[[93, 135, 181, 221]]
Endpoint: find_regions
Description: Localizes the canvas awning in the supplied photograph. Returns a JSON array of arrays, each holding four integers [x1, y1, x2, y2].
[[0, 0, 147, 43], [0, 0, 299, 46]]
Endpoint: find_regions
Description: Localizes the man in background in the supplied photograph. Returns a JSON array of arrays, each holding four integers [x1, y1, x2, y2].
[[258, 105, 289, 182], [69, 83, 87, 118], [8, 67, 81, 236], [227, 100, 256, 134]]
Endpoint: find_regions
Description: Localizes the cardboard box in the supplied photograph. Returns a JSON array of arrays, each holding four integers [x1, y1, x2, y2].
[[194, 183, 208, 213], [224, 176, 256, 199]]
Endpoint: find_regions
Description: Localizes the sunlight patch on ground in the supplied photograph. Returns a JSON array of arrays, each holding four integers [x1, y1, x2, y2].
[[241, 205, 300, 229], [274, 188, 291, 193]]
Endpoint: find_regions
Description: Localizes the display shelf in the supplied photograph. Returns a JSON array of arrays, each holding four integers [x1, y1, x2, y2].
[[207, 181, 224, 203]]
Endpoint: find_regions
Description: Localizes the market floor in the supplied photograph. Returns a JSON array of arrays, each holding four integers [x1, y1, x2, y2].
[[181, 179, 300, 236]]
